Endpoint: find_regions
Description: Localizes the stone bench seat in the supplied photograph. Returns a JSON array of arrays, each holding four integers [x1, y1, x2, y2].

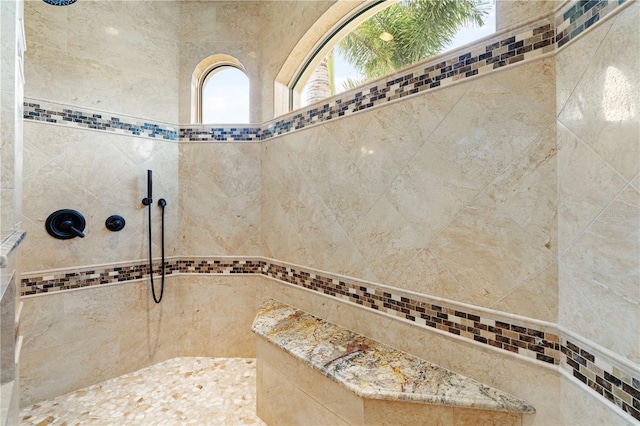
[[251, 298, 535, 425]]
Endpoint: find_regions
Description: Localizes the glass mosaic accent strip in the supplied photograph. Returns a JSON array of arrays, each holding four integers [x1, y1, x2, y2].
[[20, 256, 639, 420], [23, 102, 179, 141], [262, 262, 561, 365], [19, 259, 262, 295], [561, 341, 640, 421], [180, 126, 262, 142], [23, 0, 631, 144]]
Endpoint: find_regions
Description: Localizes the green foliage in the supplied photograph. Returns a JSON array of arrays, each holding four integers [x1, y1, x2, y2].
[[337, 0, 489, 81]]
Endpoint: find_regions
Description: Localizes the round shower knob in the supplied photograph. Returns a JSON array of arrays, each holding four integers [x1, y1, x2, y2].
[[45, 209, 86, 239], [105, 215, 126, 232]]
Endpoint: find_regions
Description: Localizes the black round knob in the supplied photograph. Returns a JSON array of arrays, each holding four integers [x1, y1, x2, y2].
[[105, 215, 126, 232], [45, 209, 86, 239]]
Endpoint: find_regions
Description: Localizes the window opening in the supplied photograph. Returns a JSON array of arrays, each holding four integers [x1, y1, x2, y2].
[[201, 66, 250, 124], [294, 0, 494, 108]]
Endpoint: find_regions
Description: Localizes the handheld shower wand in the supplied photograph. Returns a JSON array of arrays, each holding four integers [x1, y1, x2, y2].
[[142, 170, 152, 206], [142, 170, 166, 303]]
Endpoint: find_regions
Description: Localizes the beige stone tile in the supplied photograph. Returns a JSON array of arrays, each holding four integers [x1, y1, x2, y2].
[[173, 275, 260, 358], [258, 337, 365, 424], [20, 123, 177, 271], [179, 168, 251, 255], [237, 229, 263, 256], [0, 88, 16, 185], [398, 248, 477, 305], [327, 83, 468, 195], [262, 136, 348, 267], [22, 123, 72, 167], [348, 197, 425, 286], [557, 123, 628, 253], [483, 124, 558, 253], [296, 366, 364, 425], [425, 77, 554, 192], [120, 70, 179, 123], [260, 190, 316, 266], [559, 185, 640, 361], [179, 1, 218, 42], [490, 58, 557, 117], [20, 293, 65, 353], [555, 16, 614, 115], [631, 173, 640, 192], [24, 0, 68, 51], [495, 0, 560, 30], [21, 168, 98, 271], [257, 360, 349, 426], [282, 125, 379, 234], [24, 43, 124, 112], [558, 4, 640, 181], [364, 399, 454, 426], [214, 2, 262, 43], [122, 0, 180, 40], [20, 333, 120, 407], [1, 189, 16, 240], [67, 1, 179, 78], [559, 374, 633, 425], [453, 407, 521, 425], [31, 127, 138, 199], [179, 143, 260, 256], [490, 262, 558, 322], [429, 147, 557, 310], [61, 284, 139, 344], [118, 282, 178, 370], [385, 139, 482, 244], [325, 237, 380, 283]]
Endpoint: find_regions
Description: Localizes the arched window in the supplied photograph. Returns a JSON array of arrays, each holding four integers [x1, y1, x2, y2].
[[191, 54, 250, 124], [289, 0, 494, 109]]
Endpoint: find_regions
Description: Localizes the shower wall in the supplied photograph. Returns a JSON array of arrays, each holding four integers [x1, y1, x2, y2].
[[24, 0, 180, 124], [178, 142, 262, 256], [15, 0, 640, 423], [555, 2, 639, 363], [177, 0, 335, 123], [21, 0, 182, 271], [262, 58, 559, 322]]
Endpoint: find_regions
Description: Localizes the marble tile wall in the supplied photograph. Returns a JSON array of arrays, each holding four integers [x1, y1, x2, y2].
[[19, 255, 640, 422], [178, 142, 262, 257], [24, 0, 180, 124], [1, 0, 21, 243], [20, 121, 179, 272], [1, 1, 24, 424], [262, 58, 558, 322], [19, 274, 264, 407], [556, 1, 639, 364], [17, 0, 639, 423], [496, 0, 562, 31]]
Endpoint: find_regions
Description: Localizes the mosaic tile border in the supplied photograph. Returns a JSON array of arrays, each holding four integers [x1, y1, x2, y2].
[[23, 102, 178, 141], [180, 125, 262, 142], [23, 0, 632, 143], [19, 256, 639, 421], [19, 258, 262, 294], [561, 340, 640, 420]]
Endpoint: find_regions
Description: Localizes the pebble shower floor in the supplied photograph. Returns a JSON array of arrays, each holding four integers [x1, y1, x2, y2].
[[19, 357, 266, 425]]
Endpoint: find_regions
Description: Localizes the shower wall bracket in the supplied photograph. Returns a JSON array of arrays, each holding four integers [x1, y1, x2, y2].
[[45, 209, 86, 239]]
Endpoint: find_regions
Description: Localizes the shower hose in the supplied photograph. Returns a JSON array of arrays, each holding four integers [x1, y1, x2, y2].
[[147, 198, 167, 303]]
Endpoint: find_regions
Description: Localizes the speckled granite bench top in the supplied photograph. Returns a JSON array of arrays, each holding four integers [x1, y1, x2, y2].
[[252, 298, 536, 414]]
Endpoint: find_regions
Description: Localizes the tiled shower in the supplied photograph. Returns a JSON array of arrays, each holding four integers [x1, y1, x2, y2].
[[1, 0, 638, 425]]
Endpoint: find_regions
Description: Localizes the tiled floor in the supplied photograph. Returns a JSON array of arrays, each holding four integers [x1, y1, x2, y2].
[[20, 357, 266, 426]]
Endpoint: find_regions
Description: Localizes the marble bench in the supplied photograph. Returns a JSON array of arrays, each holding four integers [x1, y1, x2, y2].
[[251, 298, 535, 426]]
